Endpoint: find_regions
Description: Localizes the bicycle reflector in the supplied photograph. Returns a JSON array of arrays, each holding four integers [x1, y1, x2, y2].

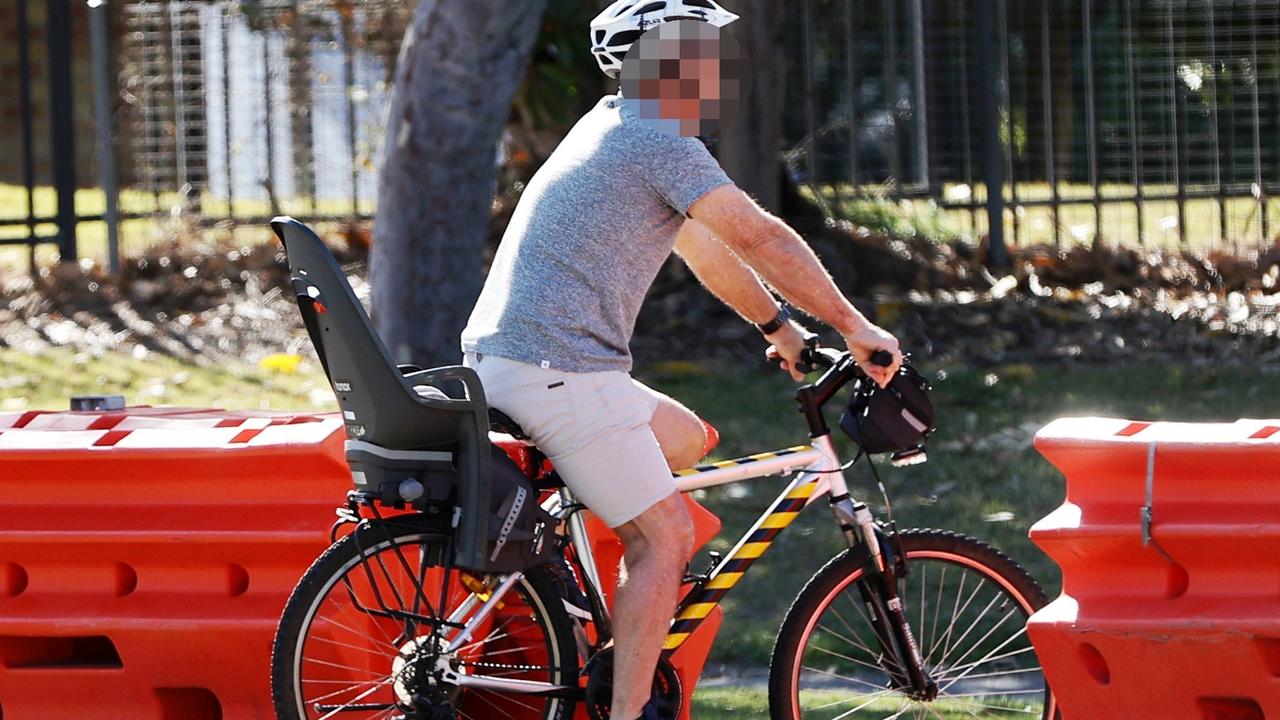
[[839, 361, 936, 467]]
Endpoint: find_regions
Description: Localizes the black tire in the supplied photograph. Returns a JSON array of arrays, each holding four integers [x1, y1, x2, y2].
[[768, 529, 1056, 720], [271, 520, 579, 720]]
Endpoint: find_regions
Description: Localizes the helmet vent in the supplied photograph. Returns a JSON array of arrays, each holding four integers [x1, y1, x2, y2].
[[612, 2, 639, 18], [633, 2, 668, 15], [608, 30, 643, 47]]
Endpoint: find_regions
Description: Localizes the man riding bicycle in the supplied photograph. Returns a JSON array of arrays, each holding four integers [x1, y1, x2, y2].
[[460, 2, 903, 718]]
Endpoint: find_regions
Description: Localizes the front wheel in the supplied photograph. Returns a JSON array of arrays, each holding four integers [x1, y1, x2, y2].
[[768, 529, 1056, 719]]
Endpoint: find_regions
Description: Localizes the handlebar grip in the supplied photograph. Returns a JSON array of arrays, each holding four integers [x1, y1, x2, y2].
[[870, 349, 894, 368]]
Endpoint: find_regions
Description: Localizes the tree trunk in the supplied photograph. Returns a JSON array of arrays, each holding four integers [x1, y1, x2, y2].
[[370, 0, 547, 367], [717, 0, 785, 213]]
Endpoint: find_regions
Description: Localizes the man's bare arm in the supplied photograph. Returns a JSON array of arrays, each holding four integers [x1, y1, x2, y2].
[[674, 220, 811, 379], [673, 220, 779, 326], [687, 184, 902, 384]]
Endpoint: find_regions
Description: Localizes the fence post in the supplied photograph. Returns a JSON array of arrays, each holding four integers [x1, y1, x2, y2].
[[89, 0, 120, 274], [47, 0, 78, 263], [17, 0, 38, 271], [974, 0, 1007, 269]]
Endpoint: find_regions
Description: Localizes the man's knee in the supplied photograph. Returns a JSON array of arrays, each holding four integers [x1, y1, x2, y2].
[[651, 400, 709, 471], [617, 493, 695, 564]]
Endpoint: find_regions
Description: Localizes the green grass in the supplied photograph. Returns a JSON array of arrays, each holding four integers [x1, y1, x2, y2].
[[0, 346, 335, 413], [5, 347, 1279, 672], [809, 182, 1280, 252], [690, 686, 1044, 719], [689, 687, 775, 720], [0, 183, 372, 271]]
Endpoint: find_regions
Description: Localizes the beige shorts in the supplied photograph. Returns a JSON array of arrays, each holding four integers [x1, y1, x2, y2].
[[464, 352, 676, 528]]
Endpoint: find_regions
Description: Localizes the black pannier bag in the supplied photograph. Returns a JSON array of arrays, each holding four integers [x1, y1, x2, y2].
[[839, 361, 936, 464], [482, 445, 556, 573], [272, 216, 553, 574], [344, 440, 555, 574]]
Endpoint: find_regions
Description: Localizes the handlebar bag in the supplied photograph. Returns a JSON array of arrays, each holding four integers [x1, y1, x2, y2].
[[839, 362, 936, 455]]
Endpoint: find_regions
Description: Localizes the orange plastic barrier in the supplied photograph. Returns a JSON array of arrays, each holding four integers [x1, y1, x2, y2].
[[1029, 417, 1280, 720], [0, 406, 350, 720], [0, 406, 724, 719]]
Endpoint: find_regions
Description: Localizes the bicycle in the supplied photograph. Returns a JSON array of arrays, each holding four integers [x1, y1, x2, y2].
[[266, 216, 1055, 720]]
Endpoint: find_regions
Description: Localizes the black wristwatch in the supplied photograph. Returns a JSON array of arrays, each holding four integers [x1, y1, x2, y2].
[[758, 303, 793, 335]]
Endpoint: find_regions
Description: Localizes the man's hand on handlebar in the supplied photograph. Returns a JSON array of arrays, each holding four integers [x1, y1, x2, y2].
[[764, 321, 810, 382], [843, 322, 902, 388]]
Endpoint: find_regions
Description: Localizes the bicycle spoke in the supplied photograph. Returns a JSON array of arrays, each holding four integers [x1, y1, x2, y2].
[[942, 688, 1045, 698], [468, 643, 545, 659], [808, 690, 892, 711], [932, 586, 997, 671], [836, 588, 905, 673], [304, 675, 392, 706], [303, 656, 389, 678], [817, 617, 887, 660], [315, 611, 399, 653], [935, 603, 1019, 673], [809, 632, 900, 675], [315, 677, 395, 720], [933, 644, 1038, 680], [926, 575, 983, 668], [828, 689, 900, 720], [826, 602, 903, 674], [926, 565, 948, 659], [944, 698, 1042, 715], [467, 686, 543, 718], [801, 663, 901, 694], [935, 666, 1042, 684], [310, 633, 397, 660], [937, 627, 1031, 692], [917, 563, 927, 653]]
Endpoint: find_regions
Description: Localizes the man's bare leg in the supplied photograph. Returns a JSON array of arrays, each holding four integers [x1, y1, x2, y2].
[[609, 493, 694, 719], [602, 391, 710, 718], [648, 392, 713, 470]]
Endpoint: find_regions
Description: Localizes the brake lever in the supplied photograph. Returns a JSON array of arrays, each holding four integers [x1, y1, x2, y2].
[[794, 334, 823, 374]]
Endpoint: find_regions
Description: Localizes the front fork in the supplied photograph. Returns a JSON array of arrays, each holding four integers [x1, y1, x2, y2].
[[829, 494, 938, 701]]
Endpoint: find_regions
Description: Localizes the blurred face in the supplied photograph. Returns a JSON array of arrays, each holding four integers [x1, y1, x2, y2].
[[619, 20, 741, 137]]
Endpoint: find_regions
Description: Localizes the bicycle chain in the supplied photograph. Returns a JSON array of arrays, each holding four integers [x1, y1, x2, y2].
[[455, 660, 556, 674]]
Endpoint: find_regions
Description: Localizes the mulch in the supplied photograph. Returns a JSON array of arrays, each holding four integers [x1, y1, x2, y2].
[[3, 228, 1279, 369]]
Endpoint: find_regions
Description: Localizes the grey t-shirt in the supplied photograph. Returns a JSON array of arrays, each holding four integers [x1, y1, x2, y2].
[[461, 95, 734, 373]]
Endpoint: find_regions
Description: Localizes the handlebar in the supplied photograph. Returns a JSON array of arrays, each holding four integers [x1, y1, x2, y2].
[[793, 334, 895, 375]]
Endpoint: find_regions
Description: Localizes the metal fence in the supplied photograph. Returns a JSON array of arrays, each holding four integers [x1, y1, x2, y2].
[[784, 0, 1280, 254], [117, 1, 406, 220], [0, 0, 406, 269], [5, 0, 1279, 269]]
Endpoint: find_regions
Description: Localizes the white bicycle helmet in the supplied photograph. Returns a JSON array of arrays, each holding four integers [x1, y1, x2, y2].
[[590, 0, 740, 78]]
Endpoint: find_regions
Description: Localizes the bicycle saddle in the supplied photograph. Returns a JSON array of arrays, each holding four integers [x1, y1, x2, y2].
[[488, 408, 531, 441]]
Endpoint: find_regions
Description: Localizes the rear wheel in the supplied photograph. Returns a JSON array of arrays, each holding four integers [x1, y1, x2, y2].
[[271, 519, 578, 720], [769, 529, 1056, 719]]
